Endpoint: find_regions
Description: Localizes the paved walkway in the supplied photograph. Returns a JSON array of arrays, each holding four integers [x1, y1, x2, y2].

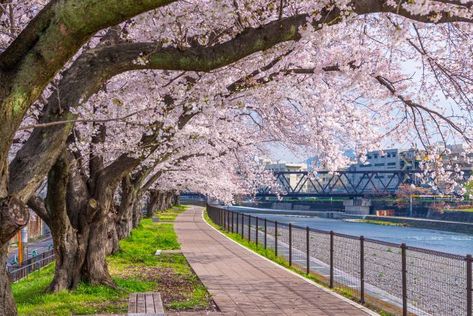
[[175, 206, 374, 316]]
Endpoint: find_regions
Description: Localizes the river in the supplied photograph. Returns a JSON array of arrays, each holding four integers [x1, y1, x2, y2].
[[228, 206, 473, 256]]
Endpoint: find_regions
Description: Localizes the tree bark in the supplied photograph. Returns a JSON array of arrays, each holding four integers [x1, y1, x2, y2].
[[0, 243, 16, 316], [82, 212, 115, 287], [132, 198, 143, 228], [0, 197, 28, 315], [44, 150, 119, 291], [45, 151, 87, 292], [116, 175, 137, 239], [146, 190, 160, 218]]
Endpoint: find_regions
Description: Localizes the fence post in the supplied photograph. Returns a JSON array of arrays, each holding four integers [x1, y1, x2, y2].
[[401, 243, 408, 316], [231, 212, 234, 233], [289, 223, 292, 266], [306, 226, 310, 275], [256, 217, 259, 246], [275, 221, 278, 257], [467, 254, 472, 316], [264, 218, 267, 249], [360, 236, 365, 305], [248, 215, 251, 242], [330, 231, 334, 288], [241, 213, 244, 238], [226, 210, 229, 230], [236, 213, 239, 234]]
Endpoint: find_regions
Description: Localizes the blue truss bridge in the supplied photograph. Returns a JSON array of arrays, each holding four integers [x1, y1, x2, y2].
[[257, 170, 471, 198]]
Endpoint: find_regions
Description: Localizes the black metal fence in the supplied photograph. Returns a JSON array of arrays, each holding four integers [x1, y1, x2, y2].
[[207, 204, 472, 316], [179, 198, 207, 207], [7, 249, 55, 282]]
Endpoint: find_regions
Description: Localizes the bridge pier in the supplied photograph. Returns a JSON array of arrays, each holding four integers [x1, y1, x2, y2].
[[343, 198, 371, 215]]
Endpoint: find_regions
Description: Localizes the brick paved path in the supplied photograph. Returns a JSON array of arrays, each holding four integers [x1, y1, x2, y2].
[[175, 206, 375, 316]]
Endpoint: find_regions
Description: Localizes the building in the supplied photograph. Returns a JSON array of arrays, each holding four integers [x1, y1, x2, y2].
[[346, 144, 472, 194], [263, 160, 308, 193]]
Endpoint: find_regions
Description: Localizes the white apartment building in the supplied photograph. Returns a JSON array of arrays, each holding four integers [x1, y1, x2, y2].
[[347, 149, 412, 192], [264, 161, 308, 193]]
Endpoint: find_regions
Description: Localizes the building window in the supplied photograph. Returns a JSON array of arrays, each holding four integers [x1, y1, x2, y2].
[[367, 155, 371, 159], [375, 163, 385, 166], [374, 154, 378, 158], [387, 162, 396, 166]]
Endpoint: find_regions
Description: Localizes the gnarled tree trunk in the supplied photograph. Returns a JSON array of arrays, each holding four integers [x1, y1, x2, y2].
[[45, 151, 88, 292], [0, 197, 29, 315], [44, 150, 121, 291], [116, 175, 137, 239], [0, 243, 16, 316], [82, 213, 115, 287]]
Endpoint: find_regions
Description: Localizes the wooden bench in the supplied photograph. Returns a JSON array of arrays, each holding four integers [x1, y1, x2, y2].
[[128, 292, 165, 316]]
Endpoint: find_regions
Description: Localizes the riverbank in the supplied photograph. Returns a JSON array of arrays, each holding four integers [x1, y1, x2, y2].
[[13, 206, 215, 315], [345, 215, 473, 235], [231, 205, 473, 235]]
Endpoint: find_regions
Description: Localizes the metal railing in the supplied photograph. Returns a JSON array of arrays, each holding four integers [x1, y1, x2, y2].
[[179, 198, 207, 207], [207, 204, 473, 316], [7, 249, 55, 282]]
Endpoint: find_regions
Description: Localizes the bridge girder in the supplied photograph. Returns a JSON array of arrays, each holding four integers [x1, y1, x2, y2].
[[257, 170, 471, 198]]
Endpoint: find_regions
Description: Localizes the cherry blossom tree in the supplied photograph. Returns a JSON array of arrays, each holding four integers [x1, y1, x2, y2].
[[0, 1, 472, 315]]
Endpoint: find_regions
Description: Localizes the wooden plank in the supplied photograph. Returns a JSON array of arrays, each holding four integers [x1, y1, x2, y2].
[[136, 293, 145, 312], [128, 292, 164, 315], [128, 293, 137, 313], [153, 293, 164, 314], [145, 293, 155, 313]]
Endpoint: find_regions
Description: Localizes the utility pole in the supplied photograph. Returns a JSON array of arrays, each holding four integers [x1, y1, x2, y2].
[[17, 230, 22, 265], [409, 194, 413, 217], [17, 226, 28, 265]]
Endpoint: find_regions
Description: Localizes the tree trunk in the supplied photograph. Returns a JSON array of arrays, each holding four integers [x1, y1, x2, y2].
[[45, 151, 118, 291], [0, 196, 29, 316], [48, 224, 86, 292], [82, 213, 115, 287], [0, 243, 16, 316], [46, 152, 88, 292], [146, 190, 160, 218], [116, 176, 137, 239], [106, 211, 120, 255], [132, 198, 142, 228]]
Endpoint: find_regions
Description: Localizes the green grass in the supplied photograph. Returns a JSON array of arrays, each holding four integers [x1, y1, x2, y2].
[[446, 208, 473, 213], [203, 210, 396, 316], [354, 219, 409, 227], [156, 204, 187, 221], [14, 205, 212, 315]]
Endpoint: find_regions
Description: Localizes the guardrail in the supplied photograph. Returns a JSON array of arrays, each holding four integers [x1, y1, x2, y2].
[[7, 249, 55, 282], [179, 198, 207, 207], [207, 204, 472, 316]]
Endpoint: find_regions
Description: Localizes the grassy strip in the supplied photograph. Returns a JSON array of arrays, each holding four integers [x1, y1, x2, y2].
[[350, 219, 409, 227], [156, 204, 188, 221], [13, 206, 212, 315], [203, 210, 395, 316], [446, 208, 473, 213]]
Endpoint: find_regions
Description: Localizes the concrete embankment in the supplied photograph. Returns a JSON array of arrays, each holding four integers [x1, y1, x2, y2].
[[228, 206, 341, 218], [230, 206, 473, 235], [340, 214, 473, 235]]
